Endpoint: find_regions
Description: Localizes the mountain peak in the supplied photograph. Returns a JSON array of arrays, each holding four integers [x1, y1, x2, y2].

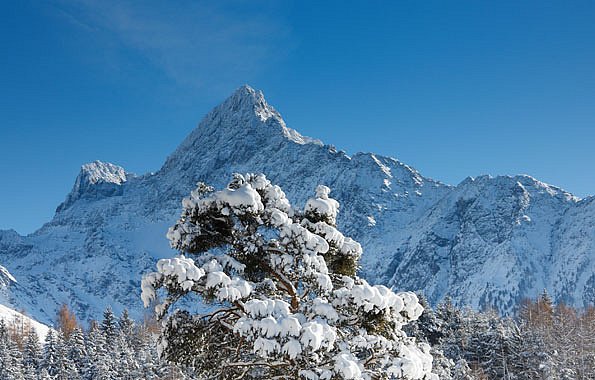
[[204, 85, 323, 145], [220, 84, 277, 123], [162, 86, 322, 173], [229, 84, 263, 104], [80, 160, 128, 186], [199, 85, 322, 141], [56, 161, 129, 212]]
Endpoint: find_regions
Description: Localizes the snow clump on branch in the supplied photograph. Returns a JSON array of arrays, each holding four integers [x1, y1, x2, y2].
[[141, 173, 437, 379]]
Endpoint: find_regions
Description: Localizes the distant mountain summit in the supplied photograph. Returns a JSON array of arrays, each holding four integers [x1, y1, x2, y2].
[[57, 160, 130, 212], [1, 86, 593, 324]]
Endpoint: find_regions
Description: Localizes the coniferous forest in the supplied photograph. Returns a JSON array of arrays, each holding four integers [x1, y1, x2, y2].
[[1, 295, 594, 379]]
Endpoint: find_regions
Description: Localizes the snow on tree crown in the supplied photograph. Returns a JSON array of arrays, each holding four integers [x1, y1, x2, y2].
[[141, 173, 436, 380]]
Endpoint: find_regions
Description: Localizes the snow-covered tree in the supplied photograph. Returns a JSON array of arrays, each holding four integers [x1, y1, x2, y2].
[[404, 295, 444, 347], [83, 322, 115, 380], [0, 320, 24, 380], [40, 329, 78, 380], [118, 310, 135, 341], [142, 173, 436, 379], [405, 296, 476, 380], [53, 333, 79, 380], [40, 329, 58, 376], [134, 321, 163, 380], [66, 327, 87, 378], [22, 329, 41, 375], [100, 307, 118, 347]]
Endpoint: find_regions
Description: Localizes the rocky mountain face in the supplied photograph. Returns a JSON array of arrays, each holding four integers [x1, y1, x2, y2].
[[0, 86, 593, 324]]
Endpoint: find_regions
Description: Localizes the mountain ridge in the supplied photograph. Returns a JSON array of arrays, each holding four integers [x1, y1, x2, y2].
[[1, 85, 593, 324]]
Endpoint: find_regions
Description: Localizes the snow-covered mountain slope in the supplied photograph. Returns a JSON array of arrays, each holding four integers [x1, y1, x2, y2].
[[0, 304, 50, 341], [0, 264, 50, 341], [0, 85, 593, 323], [380, 175, 585, 311]]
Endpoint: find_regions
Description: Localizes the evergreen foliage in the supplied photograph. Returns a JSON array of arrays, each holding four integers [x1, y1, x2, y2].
[[1, 306, 196, 379], [0, 293, 594, 378], [407, 295, 595, 379], [100, 307, 118, 347], [142, 174, 436, 379]]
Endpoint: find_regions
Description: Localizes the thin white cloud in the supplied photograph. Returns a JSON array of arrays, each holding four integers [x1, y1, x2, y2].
[[53, 0, 290, 89]]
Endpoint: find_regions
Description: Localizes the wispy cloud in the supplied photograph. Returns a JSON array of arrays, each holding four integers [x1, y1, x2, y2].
[[53, 0, 290, 89]]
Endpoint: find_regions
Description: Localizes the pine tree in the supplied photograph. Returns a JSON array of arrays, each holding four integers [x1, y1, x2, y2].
[[83, 322, 115, 380], [142, 173, 437, 379], [53, 331, 79, 380], [435, 297, 467, 361], [405, 294, 445, 346], [114, 333, 141, 380], [578, 306, 595, 379], [21, 329, 41, 373], [100, 307, 118, 347], [405, 295, 474, 379], [135, 324, 160, 380], [39, 329, 78, 379], [118, 309, 135, 339], [0, 319, 25, 380], [67, 327, 87, 378], [40, 329, 58, 376]]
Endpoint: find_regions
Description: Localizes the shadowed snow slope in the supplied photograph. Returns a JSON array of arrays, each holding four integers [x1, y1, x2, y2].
[[0, 85, 593, 323]]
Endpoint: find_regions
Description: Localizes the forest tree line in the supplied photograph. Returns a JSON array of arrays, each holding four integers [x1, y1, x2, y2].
[[1, 291, 594, 379], [407, 291, 595, 379]]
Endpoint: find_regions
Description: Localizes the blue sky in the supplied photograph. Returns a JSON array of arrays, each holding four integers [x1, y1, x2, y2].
[[1, 1, 594, 234]]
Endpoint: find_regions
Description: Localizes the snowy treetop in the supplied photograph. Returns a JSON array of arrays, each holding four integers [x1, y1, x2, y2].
[[142, 173, 437, 379]]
